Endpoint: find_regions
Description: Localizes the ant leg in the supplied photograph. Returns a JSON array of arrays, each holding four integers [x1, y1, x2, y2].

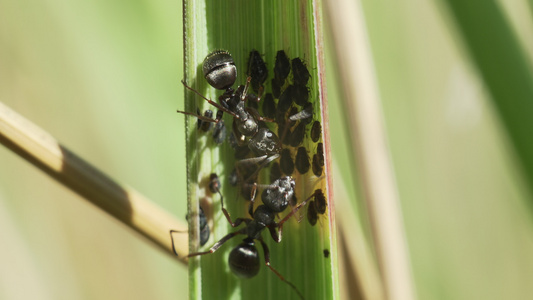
[[217, 186, 250, 227], [181, 80, 237, 117], [267, 225, 281, 243], [240, 76, 252, 102], [247, 182, 258, 217], [169, 229, 186, 256], [274, 192, 315, 232], [246, 107, 275, 123], [176, 110, 220, 123], [257, 237, 304, 300], [188, 231, 242, 257]]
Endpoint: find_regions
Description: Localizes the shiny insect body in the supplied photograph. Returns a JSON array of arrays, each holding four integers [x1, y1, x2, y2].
[[188, 174, 314, 300]]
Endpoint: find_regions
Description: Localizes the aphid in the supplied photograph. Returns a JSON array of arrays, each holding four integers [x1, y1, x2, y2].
[[209, 173, 221, 194], [277, 106, 300, 146], [295, 147, 310, 174], [198, 109, 214, 132], [290, 193, 298, 207], [171, 206, 210, 249], [316, 142, 324, 166], [312, 153, 323, 177], [313, 188, 327, 214], [195, 207, 210, 246], [196, 109, 226, 144], [323, 249, 330, 258], [229, 168, 239, 186], [187, 176, 309, 300], [271, 78, 282, 98], [212, 119, 227, 144], [292, 57, 311, 86], [262, 93, 276, 119], [290, 121, 307, 147], [280, 148, 294, 175], [270, 162, 282, 183], [311, 121, 321, 143], [246, 97, 259, 110], [306, 189, 327, 226], [291, 84, 309, 107], [307, 200, 318, 226], [274, 50, 291, 82], [277, 85, 294, 116], [247, 50, 268, 94]]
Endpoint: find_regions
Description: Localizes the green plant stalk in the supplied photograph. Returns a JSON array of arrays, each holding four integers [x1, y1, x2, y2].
[[182, 0, 338, 299]]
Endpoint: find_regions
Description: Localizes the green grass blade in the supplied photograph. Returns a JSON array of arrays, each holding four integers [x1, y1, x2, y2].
[[182, 1, 338, 299], [442, 1, 533, 200]]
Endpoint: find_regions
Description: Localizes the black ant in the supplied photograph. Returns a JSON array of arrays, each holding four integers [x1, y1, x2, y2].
[[178, 50, 282, 169], [187, 174, 313, 300]]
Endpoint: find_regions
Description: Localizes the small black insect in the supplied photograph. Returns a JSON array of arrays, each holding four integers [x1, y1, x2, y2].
[[196, 207, 210, 246], [277, 106, 298, 145], [196, 109, 226, 144], [295, 147, 310, 174], [198, 109, 214, 132], [311, 121, 321, 143], [247, 50, 268, 94], [274, 50, 291, 82], [270, 161, 282, 183], [316, 142, 324, 167], [212, 119, 227, 144], [170, 205, 211, 250], [306, 189, 327, 226], [314, 189, 327, 214], [323, 249, 330, 258], [292, 57, 311, 86], [291, 84, 309, 107], [277, 85, 294, 117], [307, 200, 318, 226], [209, 173, 221, 194], [280, 148, 294, 175], [271, 78, 282, 98], [290, 121, 307, 147], [262, 93, 276, 119], [312, 154, 323, 177]]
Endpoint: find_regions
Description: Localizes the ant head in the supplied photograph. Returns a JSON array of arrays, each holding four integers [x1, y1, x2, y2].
[[229, 239, 260, 278], [203, 50, 237, 90], [262, 176, 295, 213]]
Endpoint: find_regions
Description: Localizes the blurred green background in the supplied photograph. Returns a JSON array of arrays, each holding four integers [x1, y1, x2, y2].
[[1, 0, 533, 299]]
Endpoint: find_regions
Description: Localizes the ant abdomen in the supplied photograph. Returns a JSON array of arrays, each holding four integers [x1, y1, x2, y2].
[[229, 240, 260, 278]]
